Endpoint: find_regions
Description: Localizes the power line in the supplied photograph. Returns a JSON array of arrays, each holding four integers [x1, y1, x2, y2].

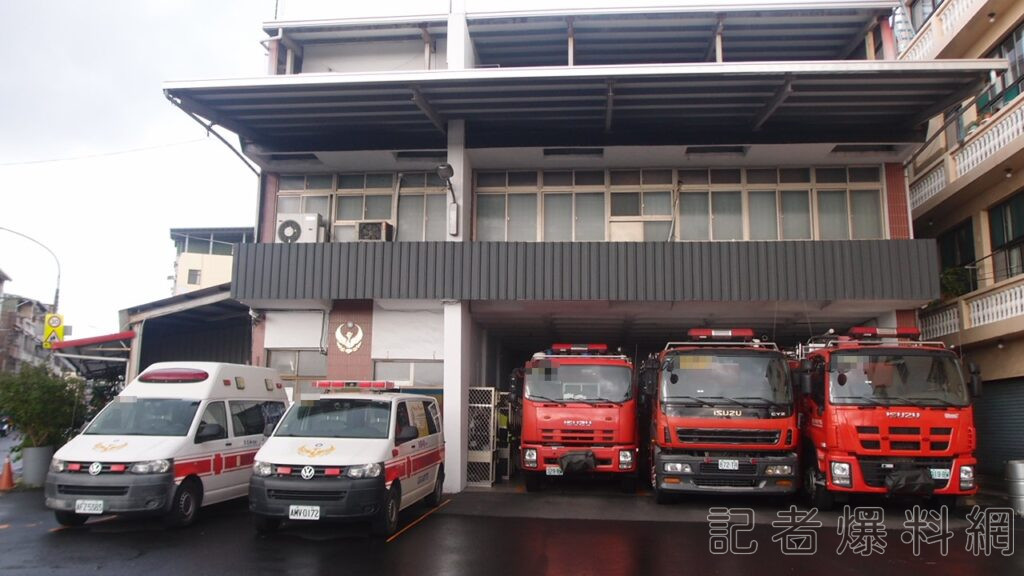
[[0, 138, 209, 167]]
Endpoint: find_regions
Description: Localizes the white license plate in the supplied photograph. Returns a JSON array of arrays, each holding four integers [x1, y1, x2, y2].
[[718, 459, 740, 471], [545, 466, 563, 476], [930, 468, 951, 480], [288, 505, 321, 521], [75, 499, 104, 515]]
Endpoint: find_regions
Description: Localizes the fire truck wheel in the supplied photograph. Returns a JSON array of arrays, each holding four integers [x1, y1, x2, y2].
[[54, 510, 89, 527], [252, 514, 281, 535], [620, 475, 637, 494], [524, 472, 542, 492], [804, 465, 834, 511], [372, 484, 400, 537]]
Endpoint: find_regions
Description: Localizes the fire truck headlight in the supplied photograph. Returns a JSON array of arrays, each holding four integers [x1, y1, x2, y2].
[[663, 462, 691, 474], [618, 450, 634, 469], [959, 465, 975, 490], [523, 449, 538, 468], [831, 462, 851, 487], [765, 465, 793, 476]]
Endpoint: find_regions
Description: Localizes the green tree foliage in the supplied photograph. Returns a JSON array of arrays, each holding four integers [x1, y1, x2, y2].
[[0, 366, 87, 448]]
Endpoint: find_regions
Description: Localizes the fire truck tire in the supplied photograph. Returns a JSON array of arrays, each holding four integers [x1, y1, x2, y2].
[[54, 510, 89, 527], [252, 514, 281, 535], [804, 465, 835, 511], [524, 472, 543, 492], [620, 475, 637, 494], [425, 467, 445, 508], [372, 483, 400, 537]]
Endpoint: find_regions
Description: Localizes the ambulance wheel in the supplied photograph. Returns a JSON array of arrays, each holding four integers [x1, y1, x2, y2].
[[54, 510, 89, 527], [425, 467, 445, 508], [620, 475, 638, 494], [253, 515, 281, 535], [524, 472, 542, 492], [372, 484, 400, 537], [166, 479, 201, 527], [804, 465, 834, 511]]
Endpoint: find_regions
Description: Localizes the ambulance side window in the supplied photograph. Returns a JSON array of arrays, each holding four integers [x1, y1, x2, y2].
[[421, 401, 439, 435], [230, 401, 284, 436], [395, 402, 414, 444], [196, 401, 228, 443]]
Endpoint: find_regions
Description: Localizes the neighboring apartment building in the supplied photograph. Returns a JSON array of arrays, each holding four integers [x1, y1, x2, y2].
[[169, 227, 254, 295], [901, 0, 1024, 476], [0, 294, 52, 373], [164, 1, 1001, 491]]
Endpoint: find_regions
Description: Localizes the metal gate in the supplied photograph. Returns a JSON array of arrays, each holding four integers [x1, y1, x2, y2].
[[974, 378, 1024, 475], [467, 387, 497, 486]]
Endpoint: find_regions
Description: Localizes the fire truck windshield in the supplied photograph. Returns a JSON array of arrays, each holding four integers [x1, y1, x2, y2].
[[524, 364, 632, 403], [829, 351, 969, 407], [661, 353, 790, 406]]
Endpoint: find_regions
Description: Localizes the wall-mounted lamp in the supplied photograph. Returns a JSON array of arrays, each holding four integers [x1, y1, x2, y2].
[[996, 339, 1005, 350], [1005, 167, 1014, 179], [437, 163, 459, 237], [988, 12, 996, 23]]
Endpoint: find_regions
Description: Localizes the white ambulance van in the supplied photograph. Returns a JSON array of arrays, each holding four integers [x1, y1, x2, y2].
[[249, 381, 444, 537], [45, 362, 288, 527]]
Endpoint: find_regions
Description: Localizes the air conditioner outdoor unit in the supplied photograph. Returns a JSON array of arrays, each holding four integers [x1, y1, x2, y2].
[[276, 213, 322, 244], [357, 221, 393, 241]]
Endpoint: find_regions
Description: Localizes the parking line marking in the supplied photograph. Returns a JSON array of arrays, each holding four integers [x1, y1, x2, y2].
[[386, 499, 451, 543]]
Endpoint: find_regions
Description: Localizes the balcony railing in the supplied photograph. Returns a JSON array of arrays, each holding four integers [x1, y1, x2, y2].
[[899, 0, 984, 61], [920, 274, 1024, 340], [909, 94, 1024, 214]]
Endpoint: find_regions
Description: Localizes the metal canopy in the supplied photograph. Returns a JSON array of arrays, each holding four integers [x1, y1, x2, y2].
[[51, 331, 135, 381], [263, 16, 448, 45], [164, 59, 1002, 152]]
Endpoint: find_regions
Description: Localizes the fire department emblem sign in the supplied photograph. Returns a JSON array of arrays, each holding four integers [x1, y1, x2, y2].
[[335, 321, 364, 354]]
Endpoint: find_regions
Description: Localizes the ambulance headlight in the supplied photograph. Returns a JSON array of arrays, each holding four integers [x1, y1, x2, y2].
[[346, 463, 382, 479], [50, 458, 66, 473], [130, 459, 171, 474], [252, 461, 274, 477]]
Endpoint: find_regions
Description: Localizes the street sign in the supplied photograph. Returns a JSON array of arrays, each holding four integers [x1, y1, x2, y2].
[[43, 313, 64, 349]]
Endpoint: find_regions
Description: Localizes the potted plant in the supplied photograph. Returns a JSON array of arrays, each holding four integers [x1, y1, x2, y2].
[[0, 365, 86, 487]]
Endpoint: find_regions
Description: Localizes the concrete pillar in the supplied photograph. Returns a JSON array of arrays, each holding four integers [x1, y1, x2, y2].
[[974, 210, 993, 289], [447, 120, 472, 242], [447, 0, 477, 71], [443, 300, 469, 492]]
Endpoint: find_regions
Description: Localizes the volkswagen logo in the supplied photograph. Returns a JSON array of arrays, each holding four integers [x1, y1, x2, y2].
[[88, 462, 103, 476], [300, 465, 315, 480]]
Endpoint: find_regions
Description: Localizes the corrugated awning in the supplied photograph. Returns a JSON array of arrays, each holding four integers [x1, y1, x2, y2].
[[51, 331, 135, 381], [164, 60, 1004, 151]]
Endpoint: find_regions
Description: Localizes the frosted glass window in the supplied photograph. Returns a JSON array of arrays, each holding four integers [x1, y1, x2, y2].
[[337, 196, 362, 220], [749, 191, 778, 240], [544, 194, 573, 241], [781, 190, 811, 240], [575, 193, 605, 240], [644, 221, 673, 241], [679, 170, 708, 185], [643, 192, 671, 215], [365, 173, 393, 188], [679, 193, 709, 240], [477, 194, 506, 240], [277, 196, 300, 213], [712, 191, 743, 240], [333, 225, 356, 242], [851, 189, 883, 239], [611, 192, 641, 216], [306, 175, 333, 190], [305, 195, 330, 224], [413, 362, 444, 387], [279, 176, 305, 190], [508, 194, 537, 241], [543, 171, 572, 187], [397, 195, 424, 241], [818, 190, 850, 240], [425, 195, 446, 241], [365, 195, 392, 219], [338, 174, 364, 189]]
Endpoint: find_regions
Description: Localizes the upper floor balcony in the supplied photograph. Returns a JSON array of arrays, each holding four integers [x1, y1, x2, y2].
[[920, 272, 1024, 348], [898, 0, 1019, 61]]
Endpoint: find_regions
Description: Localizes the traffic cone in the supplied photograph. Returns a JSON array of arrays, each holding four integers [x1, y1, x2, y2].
[[0, 456, 14, 491]]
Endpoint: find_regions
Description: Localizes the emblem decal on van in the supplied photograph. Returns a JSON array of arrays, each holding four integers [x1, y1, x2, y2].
[[335, 322, 364, 355], [298, 442, 336, 458], [93, 440, 128, 452]]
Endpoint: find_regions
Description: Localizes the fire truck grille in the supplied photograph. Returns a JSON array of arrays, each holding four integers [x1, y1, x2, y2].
[[693, 477, 758, 488], [57, 484, 129, 496], [698, 463, 757, 475], [540, 429, 615, 445], [856, 426, 953, 453], [676, 429, 779, 445], [857, 458, 953, 489], [267, 489, 347, 501]]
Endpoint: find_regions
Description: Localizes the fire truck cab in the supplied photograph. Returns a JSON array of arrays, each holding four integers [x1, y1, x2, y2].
[[796, 327, 982, 509], [518, 344, 638, 492]]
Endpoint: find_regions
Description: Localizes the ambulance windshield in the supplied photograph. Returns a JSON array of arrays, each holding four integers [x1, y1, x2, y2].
[[275, 399, 392, 439], [84, 398, 201, 436]]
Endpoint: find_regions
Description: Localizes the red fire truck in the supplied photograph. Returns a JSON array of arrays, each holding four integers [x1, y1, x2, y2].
[[795, 327, 981, 509], [645, 329, 799, 503], [519, 344, 638, 492]]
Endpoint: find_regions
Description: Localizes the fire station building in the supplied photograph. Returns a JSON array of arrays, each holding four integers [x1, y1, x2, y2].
[[163, 1, 1004, 491]]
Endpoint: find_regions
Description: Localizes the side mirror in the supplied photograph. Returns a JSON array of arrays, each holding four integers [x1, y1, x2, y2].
[[799, 372, 812, 396], [396, 425, 419, 444], [195, 422, 225, 443]]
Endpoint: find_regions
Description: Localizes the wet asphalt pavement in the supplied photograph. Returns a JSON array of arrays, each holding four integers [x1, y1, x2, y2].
[[1, 479, 1022, 576]]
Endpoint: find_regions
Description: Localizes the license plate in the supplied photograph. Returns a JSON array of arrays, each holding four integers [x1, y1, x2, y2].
[[75, 500, 104, 515], [545, 466, 563, 476], [288, 505, 321, 520], [718, 459, 739, 471], [930, 468, 951, 480]]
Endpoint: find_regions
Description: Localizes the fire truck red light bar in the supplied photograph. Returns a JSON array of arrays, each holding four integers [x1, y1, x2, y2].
[[551, 344, 608, 353], [687, 328, 755, 339], [313, 380, 397, 389], [848, 327, 921, 339]]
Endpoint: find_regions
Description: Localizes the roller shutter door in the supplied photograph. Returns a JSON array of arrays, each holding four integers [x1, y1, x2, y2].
[[974, 378, 1024, 475]]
